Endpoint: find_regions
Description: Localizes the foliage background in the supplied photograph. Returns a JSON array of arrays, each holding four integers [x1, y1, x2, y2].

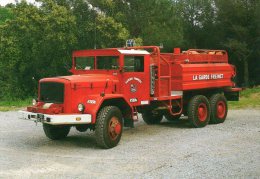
[[0, 0, 259, 100]]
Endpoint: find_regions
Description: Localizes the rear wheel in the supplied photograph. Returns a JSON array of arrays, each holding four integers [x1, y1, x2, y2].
[[43, 124, 70, 140], [142, 110, 163, 125], [95, 106, 123, 149], [188, 95, 211, 128], [209, 94, 228, 124]]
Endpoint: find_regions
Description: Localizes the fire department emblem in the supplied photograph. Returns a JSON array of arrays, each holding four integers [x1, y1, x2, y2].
[[130, 84, 137, 93]]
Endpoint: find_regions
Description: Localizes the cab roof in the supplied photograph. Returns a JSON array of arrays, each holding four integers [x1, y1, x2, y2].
[[117, 49, 150, 55], [73, 48, 150, 57]]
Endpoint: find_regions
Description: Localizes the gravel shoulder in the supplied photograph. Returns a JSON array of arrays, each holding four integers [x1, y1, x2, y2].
[[0, 109, 259, 178]]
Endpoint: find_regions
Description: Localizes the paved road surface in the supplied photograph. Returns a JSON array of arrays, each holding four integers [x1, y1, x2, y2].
[[0, 109, 259, 178]]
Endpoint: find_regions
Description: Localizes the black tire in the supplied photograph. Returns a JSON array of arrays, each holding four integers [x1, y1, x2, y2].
[[209, 94, 228, 124], [142, 111, 163, 125], [164, 113, 182, 122], [188, 95, 211, 128], [43, 123, 70, 140], [95, 106, 123, 149]]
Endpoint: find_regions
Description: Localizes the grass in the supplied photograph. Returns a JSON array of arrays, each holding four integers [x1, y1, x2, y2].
[[0, 98, 32, 111], [229, 86, 260, 109], [0, 87, 259, 111]]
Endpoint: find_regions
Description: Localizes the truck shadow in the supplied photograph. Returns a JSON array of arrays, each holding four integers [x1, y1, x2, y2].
[[23, 118, 192, 150], [61, 119, 192, 148], [62, 134, 98, 149], [25, 132, 99, 149], [159, 118, 192, 129]]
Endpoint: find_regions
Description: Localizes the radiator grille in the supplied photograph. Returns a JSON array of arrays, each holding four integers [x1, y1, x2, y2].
[[40, 82, 64, 103]]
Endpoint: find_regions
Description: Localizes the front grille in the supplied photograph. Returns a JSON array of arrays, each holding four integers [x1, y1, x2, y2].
[[40, 82, 64, 103]]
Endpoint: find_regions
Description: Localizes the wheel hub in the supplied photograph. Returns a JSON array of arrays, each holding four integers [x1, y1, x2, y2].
[[217, 101, 226, 119], [198, 103, 207, 122], [114, 123, 122, 135], [108, 117, 121, 140]]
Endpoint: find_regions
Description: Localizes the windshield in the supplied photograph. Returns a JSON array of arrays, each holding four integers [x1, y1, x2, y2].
[[75, 57, 95, 70], [75, 56, 119, 70]]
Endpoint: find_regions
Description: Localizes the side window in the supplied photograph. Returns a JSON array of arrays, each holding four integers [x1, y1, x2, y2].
[[124, 56, 144, 72], [96, 56, 119, 70], [75, 57, 95, 70]]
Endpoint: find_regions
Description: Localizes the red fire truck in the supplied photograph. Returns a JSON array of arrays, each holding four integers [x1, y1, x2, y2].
[[19, 46, 241, 148]]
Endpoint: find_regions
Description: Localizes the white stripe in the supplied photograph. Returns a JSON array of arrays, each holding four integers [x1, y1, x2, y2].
[[118, 50, 150, 55], [171, 91, 183, 96], [18, 110, 91, 125]]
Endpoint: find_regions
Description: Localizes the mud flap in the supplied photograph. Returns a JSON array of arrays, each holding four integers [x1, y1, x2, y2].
[[224, 91, 239, 101]]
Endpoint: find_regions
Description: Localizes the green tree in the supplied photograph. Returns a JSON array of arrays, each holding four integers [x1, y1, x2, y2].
[[215, 0, 259, 86], [96, 15, 129, 48], [1, 0, 259, 100], [175, 0, 218, 48], [0, 0, 130, 99], [0, 1, 77, 99], [45, 0, 130, 49], [88, 0, 184, 51], [0, 7, 13, 25]]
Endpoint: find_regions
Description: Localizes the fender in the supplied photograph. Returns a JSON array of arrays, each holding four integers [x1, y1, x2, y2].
[[84, 94, 133, 123]]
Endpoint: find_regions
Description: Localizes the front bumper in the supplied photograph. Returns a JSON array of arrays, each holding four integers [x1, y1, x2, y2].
[[18, 110, 92, 125]]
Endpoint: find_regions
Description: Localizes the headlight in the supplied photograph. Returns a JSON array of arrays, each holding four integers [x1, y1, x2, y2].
[[78, 103, 85, 112], [32, 99, 37, 106]]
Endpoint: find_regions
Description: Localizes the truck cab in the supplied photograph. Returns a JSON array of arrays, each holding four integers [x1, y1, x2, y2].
[[71, 48, 151, 111]]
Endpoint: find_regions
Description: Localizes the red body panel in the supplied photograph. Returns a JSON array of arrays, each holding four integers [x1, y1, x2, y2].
[[171, 64, 235, 91]]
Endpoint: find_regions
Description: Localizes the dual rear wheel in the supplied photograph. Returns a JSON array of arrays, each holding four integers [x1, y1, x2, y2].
[[141, 93, 228, 128], [188, 95, 211, 128], [188, 94, 228, 128], [209, 94, 228, 124]]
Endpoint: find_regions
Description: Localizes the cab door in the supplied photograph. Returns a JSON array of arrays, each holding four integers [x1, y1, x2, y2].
[[121, 55, 150, 106]]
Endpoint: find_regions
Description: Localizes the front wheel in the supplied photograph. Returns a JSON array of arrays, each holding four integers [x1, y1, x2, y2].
[[43, 124, 70, 140], [209, 94, 228, 124], [188, 95, 211, 128], [95, 106, 123, 149]]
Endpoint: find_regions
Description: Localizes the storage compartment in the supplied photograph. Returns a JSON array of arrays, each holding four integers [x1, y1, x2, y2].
[[171, 64, 235, 91]]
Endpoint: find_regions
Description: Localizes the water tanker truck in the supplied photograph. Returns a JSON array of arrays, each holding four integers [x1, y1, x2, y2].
[[19, 46, 241, 148]]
